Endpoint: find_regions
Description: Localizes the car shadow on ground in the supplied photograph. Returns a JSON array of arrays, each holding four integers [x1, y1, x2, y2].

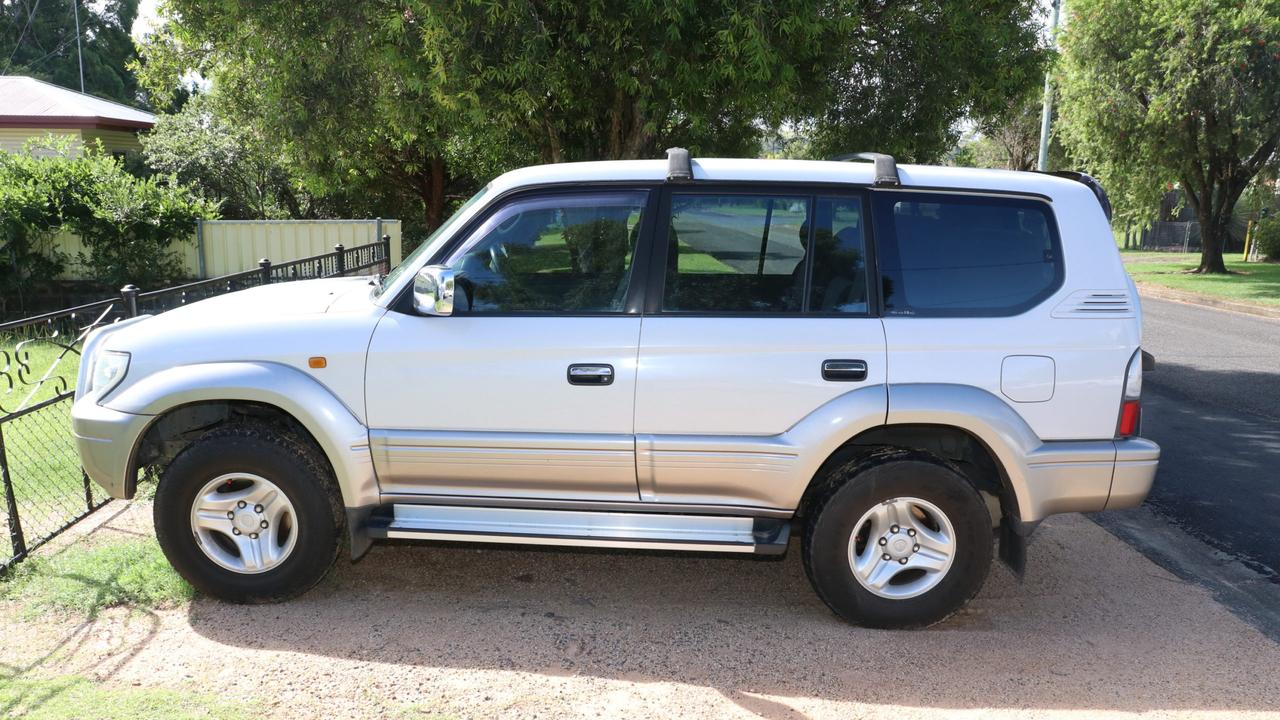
[[184, 513, 1280, 716], [1141, 371, 1280, 579]]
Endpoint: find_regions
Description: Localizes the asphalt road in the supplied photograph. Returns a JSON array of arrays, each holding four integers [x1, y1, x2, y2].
[[1136, 297, 1280, 578]]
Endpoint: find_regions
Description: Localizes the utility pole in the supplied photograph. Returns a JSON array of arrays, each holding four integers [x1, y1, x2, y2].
[[72, 0, 85, 92], [1037, 0, 1062, 172]]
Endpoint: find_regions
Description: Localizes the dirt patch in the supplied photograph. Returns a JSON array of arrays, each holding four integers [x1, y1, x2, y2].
[[3, 504, 1280, 719]]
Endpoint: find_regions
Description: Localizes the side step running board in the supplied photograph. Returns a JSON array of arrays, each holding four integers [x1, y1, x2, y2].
[[365, 504, 790, 555]]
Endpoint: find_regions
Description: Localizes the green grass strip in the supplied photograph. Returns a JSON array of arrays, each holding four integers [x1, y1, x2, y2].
[[1, 537, 193, 619]]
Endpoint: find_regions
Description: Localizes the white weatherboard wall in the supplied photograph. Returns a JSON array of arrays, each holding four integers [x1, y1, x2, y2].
[[51, 219, 402, 280], [0, 128, 144, 156]]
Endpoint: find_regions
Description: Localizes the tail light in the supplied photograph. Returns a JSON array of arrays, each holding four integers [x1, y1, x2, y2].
[[1117, 349, 1143, 438]]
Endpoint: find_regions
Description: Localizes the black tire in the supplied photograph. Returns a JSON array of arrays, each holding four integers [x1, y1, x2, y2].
[[802, 449, 993, 628], [153, 423, 343, 602]]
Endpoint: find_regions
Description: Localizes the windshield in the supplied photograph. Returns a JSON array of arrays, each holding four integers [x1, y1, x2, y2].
[[375, 185, 491, 297]]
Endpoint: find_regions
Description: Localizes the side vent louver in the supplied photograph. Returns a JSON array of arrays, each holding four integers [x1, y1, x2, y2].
[[1051, 290, 1136, 319]]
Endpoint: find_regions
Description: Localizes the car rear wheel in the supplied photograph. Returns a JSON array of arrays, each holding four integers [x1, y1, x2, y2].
[[153, 423, 342, 602], [802, 449, 993, 628]]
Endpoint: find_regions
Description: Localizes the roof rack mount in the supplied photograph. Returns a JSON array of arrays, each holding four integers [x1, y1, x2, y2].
[[666, 147, 693, 183], [829, 152, 900, 187]]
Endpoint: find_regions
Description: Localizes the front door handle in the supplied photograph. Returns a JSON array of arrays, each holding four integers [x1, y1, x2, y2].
[[822, 359, 868, 382], [568, 364, 614, 386]]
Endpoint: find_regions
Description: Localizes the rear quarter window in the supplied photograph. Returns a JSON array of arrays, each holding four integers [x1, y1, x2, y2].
[[871, 192, 1063, 317]]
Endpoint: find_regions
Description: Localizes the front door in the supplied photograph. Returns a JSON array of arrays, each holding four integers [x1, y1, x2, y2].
[[365, 187, 656, 501], [633, 187, 888, 509]]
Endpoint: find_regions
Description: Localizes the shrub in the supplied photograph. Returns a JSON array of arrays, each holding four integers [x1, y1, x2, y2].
[[0, 137, 218, 302], [1254, 216, 1280, 261], [0, 177, 66, 310]]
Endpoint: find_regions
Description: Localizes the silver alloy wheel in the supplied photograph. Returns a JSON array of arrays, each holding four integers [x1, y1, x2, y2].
[[189, 473, 298, 574], [848, 496, 956, 599]]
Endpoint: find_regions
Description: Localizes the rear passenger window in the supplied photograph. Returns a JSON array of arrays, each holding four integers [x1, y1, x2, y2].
[[809, 197, 869, 314], [872, 193, 1062, 316], [663, 194, 810, 313]]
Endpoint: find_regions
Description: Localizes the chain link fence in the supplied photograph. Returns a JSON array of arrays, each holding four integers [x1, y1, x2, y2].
[[1141, 221, 1202, 251], [1, 238, 391, 572]]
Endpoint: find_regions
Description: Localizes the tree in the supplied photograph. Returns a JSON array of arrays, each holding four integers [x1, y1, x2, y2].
[[137, 1, 532, 236], [138, 1, 1048, 232], [952, 93, 1069, 171], [0, 0, 143, 106], [412, 0, 1046, 164], [407, 0, 830, 162], [976, 94, 1045, 172], [142, 92, 323, 220], [1057, 0, 1280, 273], [804, 0, 1048, 162]]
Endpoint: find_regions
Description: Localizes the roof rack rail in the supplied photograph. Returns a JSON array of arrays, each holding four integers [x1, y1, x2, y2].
[[666, 147, 693, 183], [829, 152, 900, 187], [1037, 170, 1112, 221]]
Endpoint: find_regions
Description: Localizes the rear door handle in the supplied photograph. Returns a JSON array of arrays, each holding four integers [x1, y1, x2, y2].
[[822, 359, 868, 382], [568, 364, 614, 386]]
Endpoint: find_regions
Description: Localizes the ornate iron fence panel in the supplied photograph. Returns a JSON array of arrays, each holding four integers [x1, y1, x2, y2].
[[0, 236, 391, 572], [1, 299, 120, 570]]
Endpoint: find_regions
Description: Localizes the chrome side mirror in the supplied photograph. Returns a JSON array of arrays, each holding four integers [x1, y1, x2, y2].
[[413, 265, 455, 316]]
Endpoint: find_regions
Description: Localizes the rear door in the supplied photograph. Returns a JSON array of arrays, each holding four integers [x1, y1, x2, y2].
[[633, 185, 888, 509]]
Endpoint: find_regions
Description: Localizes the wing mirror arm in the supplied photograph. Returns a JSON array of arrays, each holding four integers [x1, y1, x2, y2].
[[413, 265, 455, 316]]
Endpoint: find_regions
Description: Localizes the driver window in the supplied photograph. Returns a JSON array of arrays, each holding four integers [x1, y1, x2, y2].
[[448, 191, 647, 314]]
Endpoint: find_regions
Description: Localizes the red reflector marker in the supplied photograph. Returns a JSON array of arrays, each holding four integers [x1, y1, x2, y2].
[[1118, 400, 1141, 437]]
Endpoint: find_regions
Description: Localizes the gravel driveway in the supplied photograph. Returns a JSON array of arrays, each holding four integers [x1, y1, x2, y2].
[[4, 501, 1280, 719]]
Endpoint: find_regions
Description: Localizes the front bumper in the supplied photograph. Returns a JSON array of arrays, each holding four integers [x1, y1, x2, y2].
[[71, 396, 153, 499]]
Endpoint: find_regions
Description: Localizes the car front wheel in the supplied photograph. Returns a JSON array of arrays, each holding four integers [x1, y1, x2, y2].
[[153, 423, 342, 602]]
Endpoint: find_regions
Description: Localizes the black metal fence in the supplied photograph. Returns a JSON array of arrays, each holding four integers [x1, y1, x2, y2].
[[0, 239, 391, 572]]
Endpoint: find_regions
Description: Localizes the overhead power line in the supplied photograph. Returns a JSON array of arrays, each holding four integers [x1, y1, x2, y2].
[[2, 0, 45, 75]]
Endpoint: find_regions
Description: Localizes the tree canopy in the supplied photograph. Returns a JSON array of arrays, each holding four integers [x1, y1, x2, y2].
[[1057, 0, 1280, 273], [137, 0, 1047, 235], [143, 92, 328, 220], [1, 0, 143, 106], [803, 0, 1047, 162]]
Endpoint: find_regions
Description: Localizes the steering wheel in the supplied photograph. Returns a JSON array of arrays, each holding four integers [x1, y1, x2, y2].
[[488, 243, 509, 273]]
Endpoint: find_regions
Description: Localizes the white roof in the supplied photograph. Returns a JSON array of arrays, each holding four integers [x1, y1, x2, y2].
[[491, 158, 1083, 198], [0, 76, 154, 129]]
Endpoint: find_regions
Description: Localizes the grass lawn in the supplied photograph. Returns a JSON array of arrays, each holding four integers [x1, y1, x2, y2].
[[675, 239, 737, 274], [1, 337, 81, 409], [1, 338, 98, 564], [1121, 252, 1280, 308], [0, 673, 251, 720], [0, 535, 191, 618]]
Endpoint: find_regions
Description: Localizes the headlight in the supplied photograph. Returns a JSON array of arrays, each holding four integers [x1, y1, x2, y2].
[[88, 350, 130, 396]]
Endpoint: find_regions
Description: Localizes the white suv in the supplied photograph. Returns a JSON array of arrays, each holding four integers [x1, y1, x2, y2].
[[71, 151, 1159, 628]]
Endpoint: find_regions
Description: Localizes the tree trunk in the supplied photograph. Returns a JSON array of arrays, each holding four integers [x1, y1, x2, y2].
[[1183, 173, 1239, 274], [1196, 220, 1229, 273], [425, 156, 446, 231]]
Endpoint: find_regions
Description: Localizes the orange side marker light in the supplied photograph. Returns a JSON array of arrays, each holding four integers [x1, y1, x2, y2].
[[308, 356, 327, 369]]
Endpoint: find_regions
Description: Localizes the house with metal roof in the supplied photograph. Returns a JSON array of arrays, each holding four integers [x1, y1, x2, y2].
[[0, 75, 155, 156]]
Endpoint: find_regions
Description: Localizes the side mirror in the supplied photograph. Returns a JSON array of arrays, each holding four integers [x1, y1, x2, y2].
[[413, 265, 455, 316]]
